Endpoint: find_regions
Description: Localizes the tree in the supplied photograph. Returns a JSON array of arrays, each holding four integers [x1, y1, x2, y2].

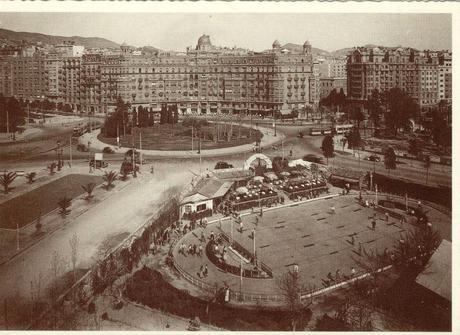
[[365, 89, 382, 128], [272, 156, 289, 173], [0, 95, 25, 133], [103, 97, 130, 138], [345, 126, 361, 151], [321, 134, 334, 165], [431, 106, 451, 152], [25, 172, 37, 184], [350, 108, 365, 129], [382, 88, 417, 135], [407, 138, 422, 157], [0, 171, 17, 194], [383, 147, 396, 175], [58, 195, 72, 218], [103, 170, 118, 190], [69, 233, 79, 285], [81, 182, 96, 200], [277, 269, 314, 331]]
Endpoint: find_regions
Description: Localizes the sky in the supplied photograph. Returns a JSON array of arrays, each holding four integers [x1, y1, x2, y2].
[[0, 13, 452, 52]]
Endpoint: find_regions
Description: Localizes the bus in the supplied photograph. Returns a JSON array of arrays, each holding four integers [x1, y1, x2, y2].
[[334, 124, 354, 135], [309, 127, 332, 136], [72, 125, 87, 137]]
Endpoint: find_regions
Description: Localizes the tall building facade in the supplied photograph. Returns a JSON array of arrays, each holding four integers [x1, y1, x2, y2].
[[97, 36, 315, 115], [0, 35, 317, 116], [346, 46, 452, 108]]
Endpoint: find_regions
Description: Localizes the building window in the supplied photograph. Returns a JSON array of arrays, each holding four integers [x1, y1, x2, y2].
[[196, 203, 207, 212]]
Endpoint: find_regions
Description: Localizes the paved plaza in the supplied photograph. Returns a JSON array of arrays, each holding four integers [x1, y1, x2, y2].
[[173, 194, 446, 297]]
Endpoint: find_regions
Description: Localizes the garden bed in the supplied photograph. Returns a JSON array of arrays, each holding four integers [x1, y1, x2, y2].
[[0, 174, 102, 229], [98, 123, 262, 151], [124, 266, 311, 331]]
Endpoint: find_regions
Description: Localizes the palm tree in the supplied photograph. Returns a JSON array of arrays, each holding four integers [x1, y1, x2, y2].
[[58, 196, 72, 218], [81, 182, 97, 200], [25, 172, 37, 184], [103, 170, 118, 190], [0, 171, 17, 194]]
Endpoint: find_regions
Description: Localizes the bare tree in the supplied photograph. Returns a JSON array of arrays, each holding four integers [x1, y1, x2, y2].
[[277, 269, 314, 331], [49, 251, 66, 329], [69, 233, 79, 284]]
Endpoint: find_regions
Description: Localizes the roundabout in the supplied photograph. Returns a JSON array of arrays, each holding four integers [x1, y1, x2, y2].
[[80, 122, 285, 158]]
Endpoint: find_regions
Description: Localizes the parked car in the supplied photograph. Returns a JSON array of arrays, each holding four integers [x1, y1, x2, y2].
[[89, 159, 108, 169], [102, 146, 115, 154], [215, 161, 234, 170], [365, 155, 381, 162], [303, 154, 324, 164]]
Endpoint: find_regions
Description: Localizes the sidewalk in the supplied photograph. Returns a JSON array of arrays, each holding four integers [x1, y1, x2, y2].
[[81, 123, 285, 158]]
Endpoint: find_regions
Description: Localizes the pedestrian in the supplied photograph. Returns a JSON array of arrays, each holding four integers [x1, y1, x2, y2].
[[204, 265, 208, 277], [260, 208, 263, 217], [199, 244, 203, 256], [385, 212, 389, 222], [188, 244, 193, 255], [330, 205, 336, 214], [365, 200, 369, 207], [371, 220, 376, 230], [193, 244, 197, 255], [335, 269, 341, 280], [150, 165, 154, 174], [210, 231, 215, 241], [327, 272, 334, 281], [239, 220, 243, 233], [350, 267, 356, 277], [350, 235, 355, 245]]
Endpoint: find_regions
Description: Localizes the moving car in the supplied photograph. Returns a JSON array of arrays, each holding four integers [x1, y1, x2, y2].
[[365, 155, 381, 162]]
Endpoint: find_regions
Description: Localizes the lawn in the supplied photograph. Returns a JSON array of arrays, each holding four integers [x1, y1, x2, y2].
[[0, 174, 102, 229], [98, 123, 262, 151]]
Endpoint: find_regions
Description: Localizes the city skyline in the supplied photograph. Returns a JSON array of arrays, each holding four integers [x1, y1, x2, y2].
[[0, 13, 452, 52]]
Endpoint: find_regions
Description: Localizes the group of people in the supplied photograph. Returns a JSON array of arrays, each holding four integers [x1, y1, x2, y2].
[[322, 267, 358, 287], [178, 242, 204, 257], [198, 264, 209, 278]]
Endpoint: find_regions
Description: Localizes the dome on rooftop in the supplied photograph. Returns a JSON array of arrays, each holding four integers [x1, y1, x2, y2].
[[272, 40, 281, 49], [303, 40, 311, 46], [197, 34, 212, 48]]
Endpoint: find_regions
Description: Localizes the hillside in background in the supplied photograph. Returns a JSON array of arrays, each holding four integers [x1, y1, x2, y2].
[[0, 28, 120, 49]]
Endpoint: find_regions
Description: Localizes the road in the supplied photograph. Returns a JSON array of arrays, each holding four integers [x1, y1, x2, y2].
[[0, 160, 208, 313]]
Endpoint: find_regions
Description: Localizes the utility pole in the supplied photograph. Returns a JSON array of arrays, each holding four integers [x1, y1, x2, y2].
[[281, 139, 285, 160], [132, 124, 137, 178], [69, 135, 72, 168], [6, 109, 9, 135], [16, 221, 19, 251], [139, 129, 142, 167], [27, 102, 30, 127], [191, 126, 194, 151]]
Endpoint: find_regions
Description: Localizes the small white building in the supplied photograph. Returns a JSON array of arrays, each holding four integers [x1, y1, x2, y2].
[[180, 178, 233, 218]]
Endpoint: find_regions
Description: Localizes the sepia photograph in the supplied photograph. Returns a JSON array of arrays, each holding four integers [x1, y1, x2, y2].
[[0, 3, 455, 332]]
